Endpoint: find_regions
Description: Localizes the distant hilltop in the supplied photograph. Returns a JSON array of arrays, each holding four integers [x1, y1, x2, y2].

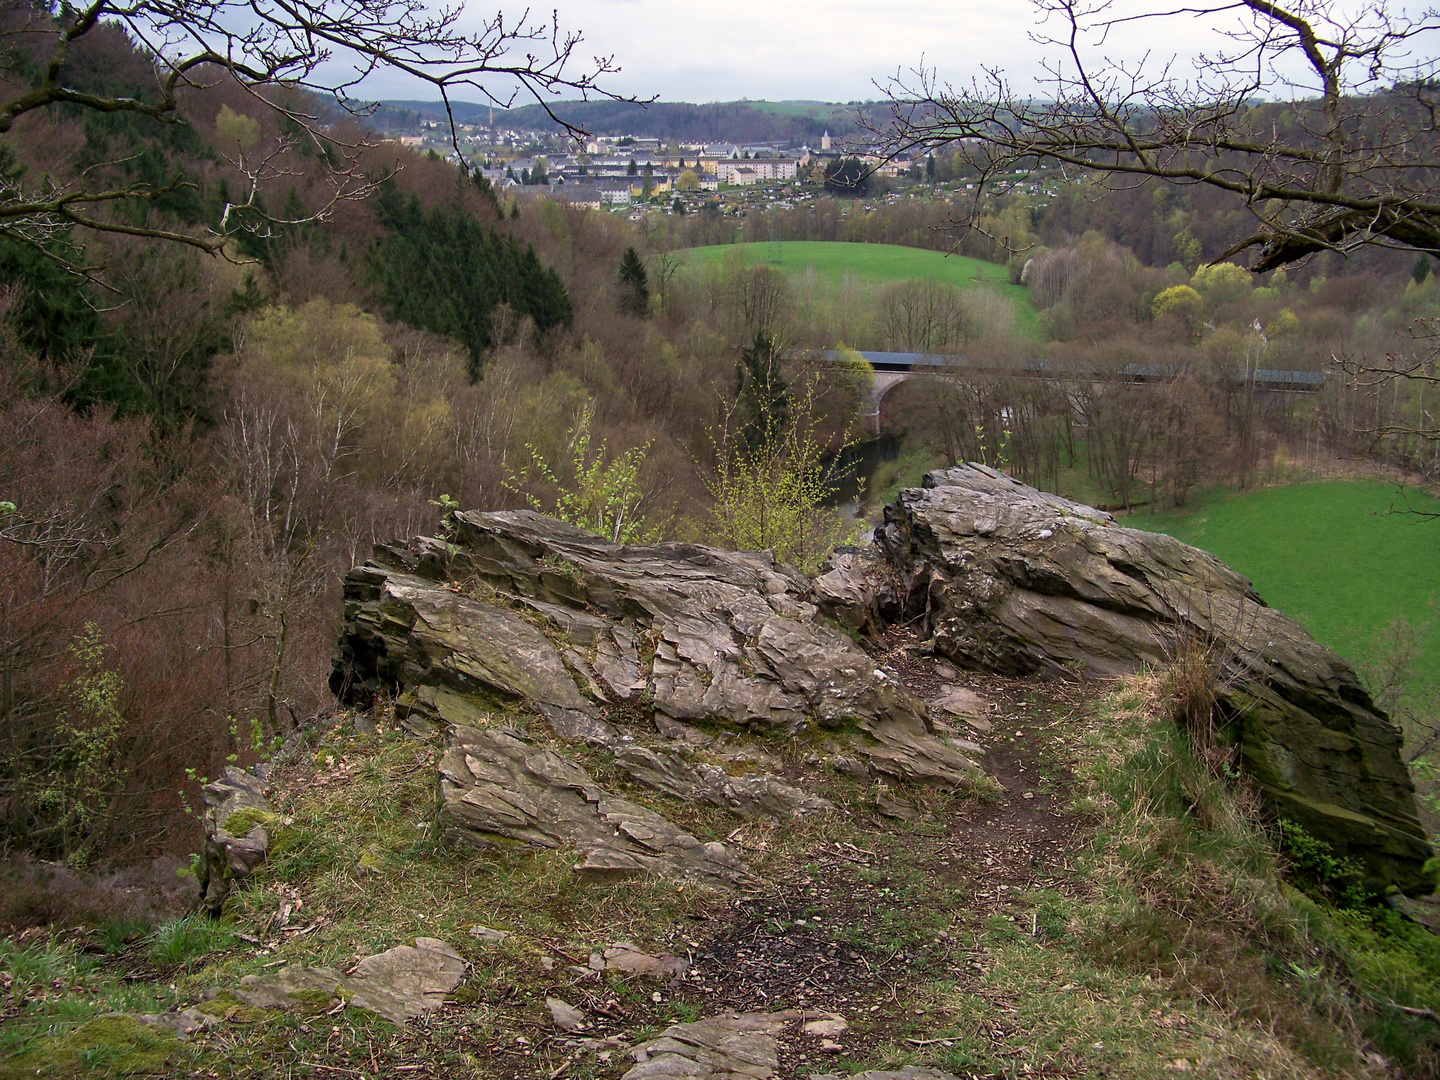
[[372, 98, 887, 143]]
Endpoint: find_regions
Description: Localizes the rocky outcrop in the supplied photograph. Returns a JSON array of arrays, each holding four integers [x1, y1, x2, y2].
[[331, 510, 982, 888], [331, 472, 1432, 895], [439, 724, 756, 890], [225, 937, 465, 1025], [198, 767, 274, 916], [817, 463, 1435, 895], [332, 512, 977, 789]]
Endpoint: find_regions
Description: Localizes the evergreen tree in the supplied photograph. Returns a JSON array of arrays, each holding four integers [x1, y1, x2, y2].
[[371, 186, 572, 378], [0, 236, 133, 409], [627, 158, 638, 176], [1414, 255, 1432, 285], [617, 246, 650, 318], [733, 331, 790, 456]]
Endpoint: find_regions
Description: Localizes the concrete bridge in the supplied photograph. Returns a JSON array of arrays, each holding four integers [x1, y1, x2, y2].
[[819, 350, 1327, 435]]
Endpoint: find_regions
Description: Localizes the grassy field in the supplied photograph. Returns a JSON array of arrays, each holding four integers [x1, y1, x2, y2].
[[680, 241, 1040, 337], [1129, 481, 1440, 689]]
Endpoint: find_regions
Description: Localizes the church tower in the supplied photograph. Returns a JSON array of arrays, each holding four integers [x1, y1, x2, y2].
[[821, 130, 832, 151]]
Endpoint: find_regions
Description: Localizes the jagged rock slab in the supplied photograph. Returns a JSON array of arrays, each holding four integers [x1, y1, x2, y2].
[[615, 744, 834, 821], [229, 938, 464, 1025], [600, 943, 690, 976], [818, 463, 1435, 895], [438, 724, 755, 890], [622, 1012, 793, 1079], [548, 997, 587, 1031], [329, 563, 593, 715], [331, 510, 981, 793], [198, 766, 273, 916]]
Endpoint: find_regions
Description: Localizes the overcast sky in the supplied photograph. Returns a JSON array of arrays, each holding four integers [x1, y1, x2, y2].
[[515, 0, 1061, 104], [359, 0, 1440, 106]]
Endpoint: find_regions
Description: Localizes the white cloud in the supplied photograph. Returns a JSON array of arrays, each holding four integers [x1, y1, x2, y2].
[[359, 0, 1440, 105]]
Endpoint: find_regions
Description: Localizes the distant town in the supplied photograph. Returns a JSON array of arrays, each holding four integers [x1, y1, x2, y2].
[[374, 100, 1061, 219]]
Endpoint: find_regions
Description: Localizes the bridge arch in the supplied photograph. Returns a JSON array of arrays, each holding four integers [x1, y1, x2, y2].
[[860, 371, 918, 434]]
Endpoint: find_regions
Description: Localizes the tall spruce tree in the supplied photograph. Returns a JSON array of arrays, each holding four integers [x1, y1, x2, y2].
[[617, 247, 650, 318], [733, 331, 790, 456]]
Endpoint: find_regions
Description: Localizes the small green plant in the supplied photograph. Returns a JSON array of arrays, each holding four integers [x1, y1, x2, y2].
[[505, 402, 657, 543], [1, 935, 88, 1002], [705, 377, 863, 575], [29, 625, 128, 864], [1278, 819, 1373, 907], [97, 916, 151, 954], [146, 913, 234, 967]]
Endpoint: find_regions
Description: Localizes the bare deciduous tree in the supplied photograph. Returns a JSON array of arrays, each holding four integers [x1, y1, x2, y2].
[[0, 0, 626, 267], [879, 0, 1440, 270]]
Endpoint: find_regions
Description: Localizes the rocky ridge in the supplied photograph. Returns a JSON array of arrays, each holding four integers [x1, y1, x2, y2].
[[816, 463, 1435, 894], [330, 509, 981, 888], [328, 469, 1434, 897]]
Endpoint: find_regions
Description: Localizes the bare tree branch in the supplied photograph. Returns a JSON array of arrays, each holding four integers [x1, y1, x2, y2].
[[0, 0, 635, 270], [875, 0, 1440, 270]]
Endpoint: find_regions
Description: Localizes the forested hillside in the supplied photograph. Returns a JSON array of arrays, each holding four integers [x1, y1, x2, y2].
[[374, 98, 879, 142], [0, 16, 876, 865], [3, 2, 1440, 874]]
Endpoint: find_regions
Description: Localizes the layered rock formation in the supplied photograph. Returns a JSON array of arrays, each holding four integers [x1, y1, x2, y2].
[[331, 511, 979, 889], [815, 463, 1435, 895], [331, 468, 1434, 895], [438, 723, 756, 889]]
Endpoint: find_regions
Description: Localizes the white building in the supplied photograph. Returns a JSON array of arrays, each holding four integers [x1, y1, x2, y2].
[[715, 159, 798, 185]]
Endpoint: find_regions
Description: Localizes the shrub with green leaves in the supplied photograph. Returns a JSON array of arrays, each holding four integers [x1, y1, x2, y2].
[[505, 402, 658, 544]]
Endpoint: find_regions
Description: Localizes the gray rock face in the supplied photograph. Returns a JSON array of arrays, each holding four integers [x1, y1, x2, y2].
[[228, 937, 464, 1025], [332, 512, 977, 792], [614, 744, 834, 820], [622, 1012, 793, 1079], [330, 510, 984, 886], [438, 723, 757, 891], [198, 767, 273, 915], [818, 463, 1435, 895]]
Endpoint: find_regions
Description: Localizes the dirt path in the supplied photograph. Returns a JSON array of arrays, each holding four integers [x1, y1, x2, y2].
[[629, 631, 1104, 1076]]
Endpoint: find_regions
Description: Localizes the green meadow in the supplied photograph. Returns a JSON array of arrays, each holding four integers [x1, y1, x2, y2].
[[680, 241, 1040, 337], [1130, 481, 1440, 689]]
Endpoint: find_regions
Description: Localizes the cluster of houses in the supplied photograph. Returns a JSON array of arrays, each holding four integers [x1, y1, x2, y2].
[[397, 127, 929, 208], [468, 136, 829, 208]]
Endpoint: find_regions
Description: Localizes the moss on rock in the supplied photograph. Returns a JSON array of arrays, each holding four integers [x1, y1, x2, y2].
[[221, 807, 279, 836]]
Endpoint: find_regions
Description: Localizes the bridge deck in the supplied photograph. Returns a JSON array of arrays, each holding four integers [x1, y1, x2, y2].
[[818, 349, 1325, 390]]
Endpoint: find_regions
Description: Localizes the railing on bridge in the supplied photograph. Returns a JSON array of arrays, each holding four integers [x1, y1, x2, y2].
[[818, 349, 1327, 392], [812, 349, 1326, 435]]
